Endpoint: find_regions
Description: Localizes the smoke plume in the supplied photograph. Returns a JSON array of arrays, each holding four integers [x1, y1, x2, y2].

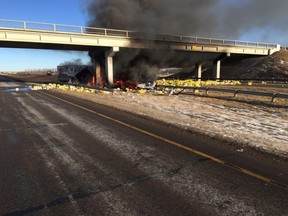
[[86, 0, 288, 42], [59, 58, 84, 66], [85, 0, 288, 82]]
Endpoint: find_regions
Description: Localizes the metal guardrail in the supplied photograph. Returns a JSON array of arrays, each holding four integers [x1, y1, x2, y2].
[[0, 18, 279, 49], [156, 85, 288, 102]]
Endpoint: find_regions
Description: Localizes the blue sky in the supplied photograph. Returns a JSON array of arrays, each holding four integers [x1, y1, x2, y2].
[[0, 0, 90, 71]]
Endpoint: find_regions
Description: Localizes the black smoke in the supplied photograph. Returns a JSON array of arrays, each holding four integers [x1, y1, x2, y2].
[[112, 48, 220, 82], [85, 0, 288, 82], [86, 0, 288, 41], [59, 58, 84, 66]]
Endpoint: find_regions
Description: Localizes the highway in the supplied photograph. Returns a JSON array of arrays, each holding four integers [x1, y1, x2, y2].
[[0, 76, 288, 215]]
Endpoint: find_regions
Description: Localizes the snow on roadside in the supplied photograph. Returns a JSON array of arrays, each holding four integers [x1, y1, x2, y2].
[[54, 90, 288, 158]]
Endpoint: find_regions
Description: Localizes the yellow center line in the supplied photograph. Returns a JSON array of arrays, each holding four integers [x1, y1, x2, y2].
[[39, 91, 287, 190]]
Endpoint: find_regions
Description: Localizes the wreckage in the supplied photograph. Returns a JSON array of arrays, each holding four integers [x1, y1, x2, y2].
[[58, 64, 189, 90], [58, 64, 159, 89], [57, 65, 95, 86]]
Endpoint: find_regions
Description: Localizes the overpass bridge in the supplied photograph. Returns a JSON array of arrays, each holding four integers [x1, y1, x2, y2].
[[0, 19, 281, 85]]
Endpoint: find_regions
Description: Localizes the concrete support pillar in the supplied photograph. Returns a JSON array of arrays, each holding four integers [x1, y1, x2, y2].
[[197, 64, 202, 81], [90, 51, 104, 87], [213, 60, 221, 80], [105, 47, 119, 86], [94, 61, 102, 87], [212, 53, 230, 81]]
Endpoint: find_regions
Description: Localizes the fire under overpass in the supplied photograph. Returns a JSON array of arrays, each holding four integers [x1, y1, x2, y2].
[[0, 19, 281, 85]]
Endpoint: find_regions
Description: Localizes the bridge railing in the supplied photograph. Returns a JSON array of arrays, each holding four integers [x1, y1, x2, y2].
[[0, 18, 279, 49]]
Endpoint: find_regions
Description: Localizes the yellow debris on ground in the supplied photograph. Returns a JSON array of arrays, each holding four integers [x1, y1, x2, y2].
[[31, 79, 241, 96], [157, 91, 164, 95], [157, 79, 241, 87], [32, 86, 39, 91], [138, 89, 146, 94]]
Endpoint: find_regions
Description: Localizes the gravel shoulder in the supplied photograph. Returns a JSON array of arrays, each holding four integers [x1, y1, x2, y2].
[[51, 88, 288, 162]]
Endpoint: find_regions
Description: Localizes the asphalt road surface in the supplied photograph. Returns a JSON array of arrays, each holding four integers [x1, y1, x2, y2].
[[1, 76, 288, 215]]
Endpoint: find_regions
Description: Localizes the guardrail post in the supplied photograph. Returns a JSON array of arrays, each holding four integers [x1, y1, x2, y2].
[[23, 21, 26, 29], [271, 93, 277, 103], [234, 90, 239, 98], [206, 87, 209, 95], [169, 88, 175, 96], [80, 27, 83, 34], [53, 24, 56, 32]]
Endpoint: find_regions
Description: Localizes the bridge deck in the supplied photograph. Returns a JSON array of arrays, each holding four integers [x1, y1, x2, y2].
[[0, 19, 281, 55]]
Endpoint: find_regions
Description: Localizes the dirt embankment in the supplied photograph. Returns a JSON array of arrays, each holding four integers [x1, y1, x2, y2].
[[241, 50, 288, 79], [200, 50, 288, 80]]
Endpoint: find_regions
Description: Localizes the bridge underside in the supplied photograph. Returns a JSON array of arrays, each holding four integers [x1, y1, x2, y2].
[[0, 40, 269, 85], [0, 41, 100, 51], [0, 28, 281, 85]]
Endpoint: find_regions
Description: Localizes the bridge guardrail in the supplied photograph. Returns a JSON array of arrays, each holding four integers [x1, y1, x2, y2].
[[156, 85, 288, 103], [0, 18, 279, 49]]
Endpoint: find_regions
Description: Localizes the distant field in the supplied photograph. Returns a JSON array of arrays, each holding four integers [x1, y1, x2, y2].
[[1, 73, 58, 84]]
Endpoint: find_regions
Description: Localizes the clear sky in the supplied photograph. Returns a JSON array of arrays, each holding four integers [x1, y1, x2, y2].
[[0, 0, 90, 72]]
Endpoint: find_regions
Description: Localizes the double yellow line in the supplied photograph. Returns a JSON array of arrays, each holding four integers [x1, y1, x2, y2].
[[40, 91, 287, 190]]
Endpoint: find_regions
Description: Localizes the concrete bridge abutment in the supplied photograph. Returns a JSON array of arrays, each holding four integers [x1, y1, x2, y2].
[[90, 51, 104, 87], [105, 47, 119, 87]]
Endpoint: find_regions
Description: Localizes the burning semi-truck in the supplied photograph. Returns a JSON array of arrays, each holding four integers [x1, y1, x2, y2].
[[57, 64, 158, 89], [57, 65, 95, 86]]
